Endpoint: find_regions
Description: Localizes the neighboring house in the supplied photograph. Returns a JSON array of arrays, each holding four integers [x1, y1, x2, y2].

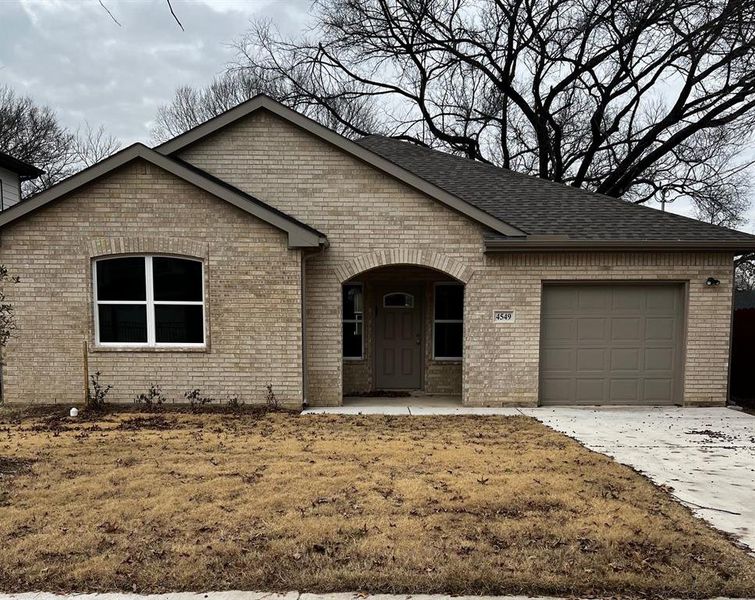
[[0, 151, 43, 211], [731, 291, 755, 406], [0, 95, 753, 407]]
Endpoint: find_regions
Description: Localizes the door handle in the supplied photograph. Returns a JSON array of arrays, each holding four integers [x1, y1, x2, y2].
[[416, 334, 421, 346]]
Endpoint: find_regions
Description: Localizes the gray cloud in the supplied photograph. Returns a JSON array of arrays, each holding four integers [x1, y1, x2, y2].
[[1, 0, 310, 143]]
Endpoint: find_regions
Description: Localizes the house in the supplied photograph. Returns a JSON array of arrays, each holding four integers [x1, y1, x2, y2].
[[0, 150, 43, 211], [0, 95, 753, 408]]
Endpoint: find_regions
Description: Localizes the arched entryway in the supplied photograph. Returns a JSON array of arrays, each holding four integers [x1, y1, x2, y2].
[[340, 262, 465, 405]]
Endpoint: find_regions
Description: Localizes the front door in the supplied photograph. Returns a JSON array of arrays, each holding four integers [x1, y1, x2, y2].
[[375, 285, 422, 389]]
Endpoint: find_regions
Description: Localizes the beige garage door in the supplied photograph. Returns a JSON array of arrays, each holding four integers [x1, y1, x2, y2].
[[540, 284, 684, 406]]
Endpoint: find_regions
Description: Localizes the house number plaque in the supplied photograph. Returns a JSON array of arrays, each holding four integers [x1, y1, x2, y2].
[[494, 310, 515, 323]]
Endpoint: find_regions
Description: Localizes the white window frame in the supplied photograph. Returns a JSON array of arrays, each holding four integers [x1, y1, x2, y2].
[[342, 282, 364, 360], [93, 255, 206, 349], [432, 282, 463, 361]]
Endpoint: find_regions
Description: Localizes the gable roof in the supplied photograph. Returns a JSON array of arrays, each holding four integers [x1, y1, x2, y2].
[[155, 95, 526, 238], [357, 135, 755, 252], [0, 143, 327, 249], [0, 150, 43, 180]]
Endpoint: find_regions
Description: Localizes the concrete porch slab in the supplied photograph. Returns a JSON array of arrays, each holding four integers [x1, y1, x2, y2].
[[302, 395, 520, 415]]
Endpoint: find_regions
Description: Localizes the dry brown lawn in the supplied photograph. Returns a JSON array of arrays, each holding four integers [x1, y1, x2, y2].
[[1, 407, 754, 598]]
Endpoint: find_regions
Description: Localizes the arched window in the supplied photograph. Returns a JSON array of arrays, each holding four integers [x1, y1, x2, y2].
[[94, 255, 205, 347], [383, 292, 414, 309]]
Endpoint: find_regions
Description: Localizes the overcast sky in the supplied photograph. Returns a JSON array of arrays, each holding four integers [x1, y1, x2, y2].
[[1, 0, 753, 232]]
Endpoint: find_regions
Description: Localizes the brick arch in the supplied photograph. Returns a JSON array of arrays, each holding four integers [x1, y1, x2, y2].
[[334, 249, 474, 284], [86, 237, 209, 260]]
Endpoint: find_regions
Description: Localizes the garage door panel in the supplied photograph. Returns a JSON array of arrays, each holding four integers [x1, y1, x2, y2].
[[644, 379, 673, 402], [577, 318, 608, 341], [576, 378, 606, 402], [611, 318, 642, 342], [612, 288, 644, 310], [577, 348, 607, 371], [542, 287, 577, 313], [610, 348, 640, 370], [610, 379, 640, 402], [645, 347, 674, 371], [645, 317, 675, 341], [578, 288, 612, 310], [646, 286, 679, 311], [540, 284, 683, 406], [541, 378, 572, 403], [541, 348, 573, 370], [542, 317, 575, 342]]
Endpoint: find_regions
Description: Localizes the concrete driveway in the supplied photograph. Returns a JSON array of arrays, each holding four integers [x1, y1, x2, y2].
[[519, 406, 755, 551]]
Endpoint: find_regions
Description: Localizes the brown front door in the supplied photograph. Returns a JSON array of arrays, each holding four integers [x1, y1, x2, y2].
[[375, 285, 422, 389]]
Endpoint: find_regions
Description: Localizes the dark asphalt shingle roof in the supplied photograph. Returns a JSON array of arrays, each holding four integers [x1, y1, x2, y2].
[[357, 135, 755, 243], [0, 150, 43, 179]]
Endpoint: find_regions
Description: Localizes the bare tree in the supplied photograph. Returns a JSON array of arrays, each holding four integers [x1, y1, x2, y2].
[[72, 123, 121, 168], [152, 70, 284, 142], [232, 0, 755, 219], [0, 85, 77, 195], [0, 86, 120, 196], [735, 258, 755, 290], [152, 65, 379, 143]]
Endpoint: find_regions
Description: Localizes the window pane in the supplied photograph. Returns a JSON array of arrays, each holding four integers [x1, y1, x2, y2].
[[155, 305, 204, 343], [342, 284, 362, 320], [435, 285, 463, 320], [343, 321, 363, 358], [96, 257, 145, 301], [384, 292, 414, 308], [434, 322, 463, 358], [98, 305, 147, 343], [153, 258, 202, 301]]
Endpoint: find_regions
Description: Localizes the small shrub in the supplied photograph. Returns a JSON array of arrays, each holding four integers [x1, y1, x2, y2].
[[134, 384, 166, 409], [184, 388, 214, 411], [265, 383, 278, 409], [226, 395, 243, 411], [86, 371, 112, 410]]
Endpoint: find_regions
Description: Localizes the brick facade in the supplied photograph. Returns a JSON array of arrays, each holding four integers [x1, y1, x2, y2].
[[180, 110, 735, 407], [0, 161, 304, 406], [0, 109, 735, 407]]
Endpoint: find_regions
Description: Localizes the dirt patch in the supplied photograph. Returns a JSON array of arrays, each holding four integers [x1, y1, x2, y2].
[[117, 415, 180, 431], [0, 457, 33, 476], [685, 428, 737, 443], [0, 410, 753, 597]]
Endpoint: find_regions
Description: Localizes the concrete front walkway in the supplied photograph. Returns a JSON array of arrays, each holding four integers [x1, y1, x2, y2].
[[303, 403, 755, 550]]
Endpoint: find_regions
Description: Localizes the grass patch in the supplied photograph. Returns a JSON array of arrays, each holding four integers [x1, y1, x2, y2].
[[0, 407, 753, 597]]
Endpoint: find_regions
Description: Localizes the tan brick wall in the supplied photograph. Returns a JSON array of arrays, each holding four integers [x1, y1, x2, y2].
[[181, 110, 735, 407], [0, 160, 304, 406], [466, 252, 734, 406], [180, 111, 483, 405]]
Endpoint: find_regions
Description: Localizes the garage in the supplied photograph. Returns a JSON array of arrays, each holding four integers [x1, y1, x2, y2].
[[539, 283, 685, 406]]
